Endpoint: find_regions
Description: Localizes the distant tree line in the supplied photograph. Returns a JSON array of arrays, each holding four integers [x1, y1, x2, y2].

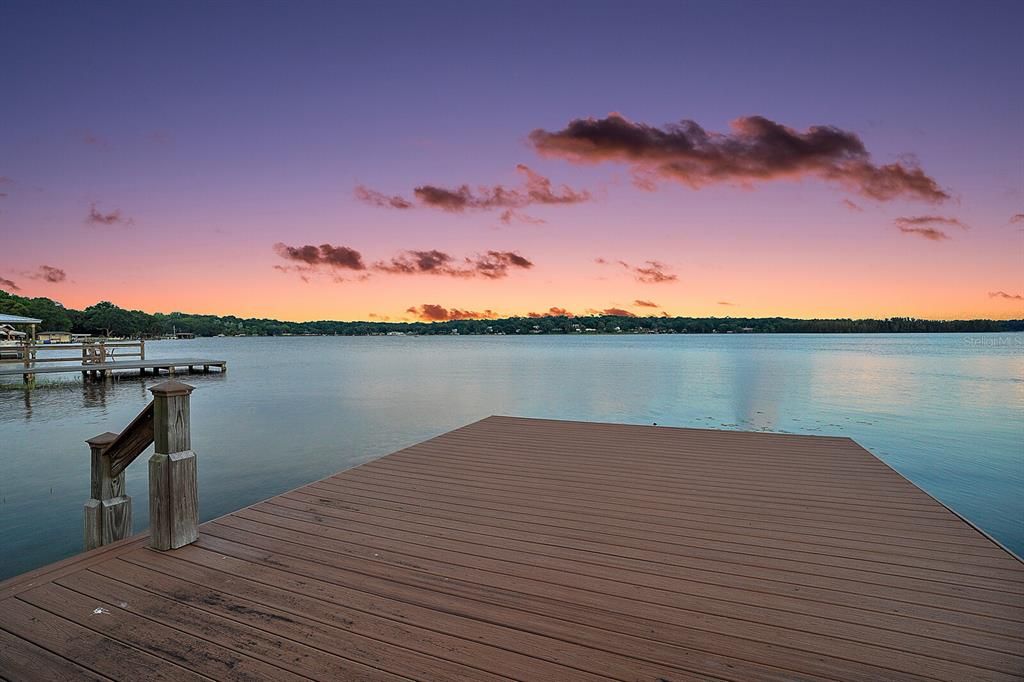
[[1, 289, 1021, 338]]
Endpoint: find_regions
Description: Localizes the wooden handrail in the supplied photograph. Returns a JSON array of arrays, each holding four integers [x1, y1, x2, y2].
[[83, 380, 198, 552], [104, 401, 155, 476]]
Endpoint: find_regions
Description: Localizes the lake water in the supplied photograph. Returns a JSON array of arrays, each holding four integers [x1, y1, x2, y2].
[[1, 333, 1021, 579]]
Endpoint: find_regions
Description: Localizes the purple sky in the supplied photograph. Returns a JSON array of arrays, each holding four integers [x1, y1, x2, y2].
[[1, 0, 1021, 320]]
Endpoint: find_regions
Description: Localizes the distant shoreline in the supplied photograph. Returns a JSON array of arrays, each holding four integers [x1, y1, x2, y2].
[[3, 290, 1022, 338]]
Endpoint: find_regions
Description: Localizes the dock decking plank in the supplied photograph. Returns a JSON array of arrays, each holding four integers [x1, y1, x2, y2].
[[1, 415, 1021, 681]]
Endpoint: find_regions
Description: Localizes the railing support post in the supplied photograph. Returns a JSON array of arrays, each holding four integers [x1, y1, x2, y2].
[[83, 431, 132, 550], [149, 380, 198, 550]]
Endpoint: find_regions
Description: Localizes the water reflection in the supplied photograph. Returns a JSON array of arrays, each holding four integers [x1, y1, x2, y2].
[[1, 333, 1021, 579]]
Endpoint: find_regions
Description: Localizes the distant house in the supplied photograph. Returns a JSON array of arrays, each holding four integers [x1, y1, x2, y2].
[[37, 331, 73, 344]]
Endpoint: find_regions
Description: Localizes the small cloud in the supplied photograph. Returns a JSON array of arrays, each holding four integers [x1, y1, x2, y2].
[[499, 209, 547, 225], [527, 307, 574, 318], [0, 177, 13, 184], [634, 260, 677, 283], [24, 265, 67, 283], [354, 186, 414, 209], [897, 226, 950, 241], [0, 276, 19, 291], [634, 299, 658, 308], [841, 199, 863, 212], [894, 215, 969, 231], [273, 243, 366, 270], [599, 307, 636, 317], [717, 301, 735, 306], [989, 291, 1024, 301], [529, 113, 949, 203], [1010, 214, 1024, 224], [406, 304, 499, 321], [86, 203, 134, 227], [893, 215, 967, 242]]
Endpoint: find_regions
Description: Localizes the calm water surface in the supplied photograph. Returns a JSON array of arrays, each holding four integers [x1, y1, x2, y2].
[[1, 333, 1021, 579]]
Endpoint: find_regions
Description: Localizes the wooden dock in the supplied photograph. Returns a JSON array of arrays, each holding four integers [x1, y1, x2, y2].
[[1, 416, 1021, 681], [0, 358, 226, 380]]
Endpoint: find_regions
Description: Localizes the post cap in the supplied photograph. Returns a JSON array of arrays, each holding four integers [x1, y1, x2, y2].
[[149, 380, 195, 397], [86, 431, 119, 447]]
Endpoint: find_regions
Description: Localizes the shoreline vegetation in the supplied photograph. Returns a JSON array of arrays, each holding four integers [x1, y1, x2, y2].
[[2, 290, 1022, 338]]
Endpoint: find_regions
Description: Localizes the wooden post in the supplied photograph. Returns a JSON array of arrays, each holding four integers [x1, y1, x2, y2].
[[83, 431, 132, 550], [140, 338, 146, 361], [149, 380, 198, 550]]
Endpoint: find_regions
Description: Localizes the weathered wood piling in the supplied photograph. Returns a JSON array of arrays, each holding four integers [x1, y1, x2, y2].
[[82, 380, 199, 551]]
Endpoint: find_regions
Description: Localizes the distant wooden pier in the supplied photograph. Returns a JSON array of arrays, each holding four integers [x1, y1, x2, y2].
[[0, 340, 225, 384], [0, 411, 1021, 680]]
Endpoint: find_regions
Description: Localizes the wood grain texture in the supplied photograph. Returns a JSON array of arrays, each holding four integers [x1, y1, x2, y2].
[[2, 415, 1022, 681], [148, 451, 198, 550], [104, 401, 154, 477]]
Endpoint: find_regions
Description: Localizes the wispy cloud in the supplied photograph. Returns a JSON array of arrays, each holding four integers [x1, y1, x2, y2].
[[596, 257, 678, 283], [530, 113, 949, 202], [841, 199, 864, 212], [357, 164, 591, 216], [406, 304, 499, 321], [86, 203, 134, 227], [894, 215, 968, 241], [896, 226, 949, 241], [634, 299, 658, 308], [1010, 214, 1024, 224], [0, 276, 19, 291], [718, 301, 735, 306], [989, 291, 1023, 301], [353, 186, 414, 209]]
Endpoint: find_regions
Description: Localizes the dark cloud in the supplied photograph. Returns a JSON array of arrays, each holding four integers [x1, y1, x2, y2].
[[375, 250, 532, 279], [989, 291, 1023, 301], [527, 307, 574, 318], [598, 307, 636, 317], [25, 265, 67, 283], [841, 199, 863, 212], [1010, 214, 1024, 224], [274, 243, 531, 282], [894, 215, 968, 242], [595, 257, 677, 283], [86, 203, 134, 226], [529, 113, 949, 202], [0, 276, 19, 291], [273, 243, 367, 269], [406, 304, 499, 321], [358, 165, 590, 215], [354, 186, 414, 209], [634, 299, 658, 307], [718, 301, 735, 306]]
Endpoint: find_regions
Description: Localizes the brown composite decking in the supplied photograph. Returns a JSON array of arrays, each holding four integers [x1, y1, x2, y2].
[[0, 416, 1022, 681]]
